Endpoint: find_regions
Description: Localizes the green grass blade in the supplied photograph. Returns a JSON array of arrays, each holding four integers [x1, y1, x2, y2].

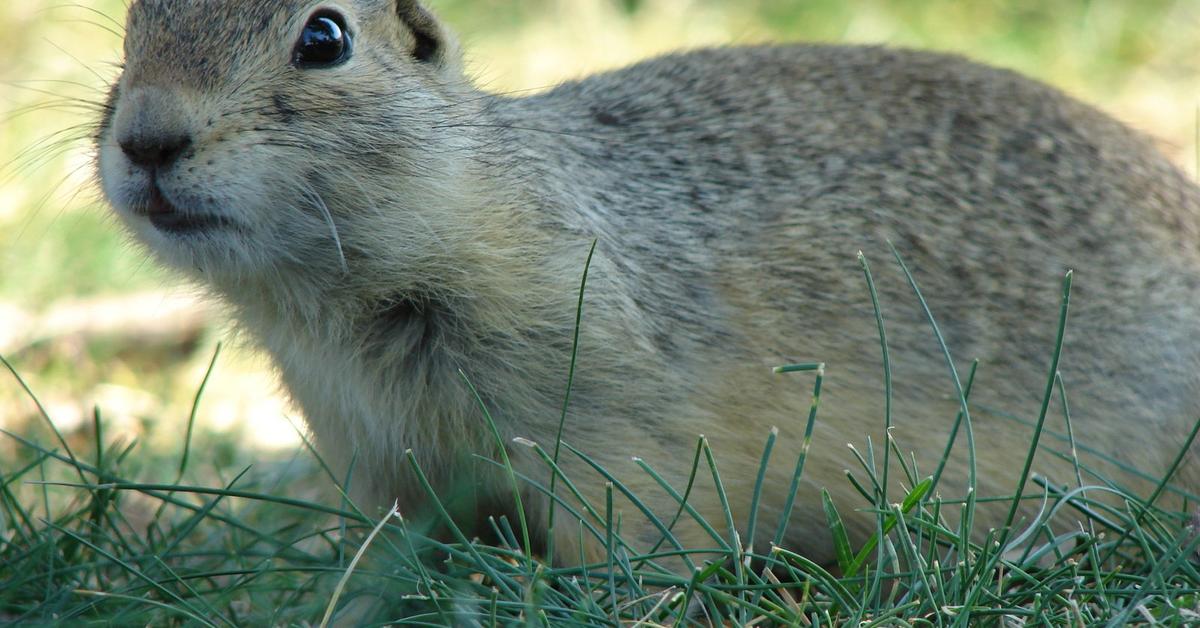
[[888, 243, 977, 499], [176, 342, 220, 483], [845, 476, 933, 578], [403, 449, 518, 600], [459, 369, 534, 571], [744, 427, 777, 555], [548, 239, 597, 566], [1001, 271, 1071, 537], [821, 489, 853, 576], [0, 352, 87, 484], [772, 363, 824, 547]]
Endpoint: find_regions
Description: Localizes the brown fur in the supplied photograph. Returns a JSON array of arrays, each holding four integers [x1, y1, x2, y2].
[[96, 0, 1200, 568]]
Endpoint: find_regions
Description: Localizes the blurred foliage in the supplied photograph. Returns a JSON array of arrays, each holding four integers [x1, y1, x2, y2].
[[1, 1, 154, 309]]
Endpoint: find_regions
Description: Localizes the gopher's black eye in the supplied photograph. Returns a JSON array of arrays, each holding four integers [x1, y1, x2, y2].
[[293, 11, 351, 68]]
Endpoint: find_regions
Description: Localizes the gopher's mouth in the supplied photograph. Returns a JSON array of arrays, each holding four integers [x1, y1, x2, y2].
[[144, 185, 229, 235]]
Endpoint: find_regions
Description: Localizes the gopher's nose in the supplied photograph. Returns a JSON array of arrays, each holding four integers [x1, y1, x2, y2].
[[112, 85, 195, 170], [119, 133, 192, 170]]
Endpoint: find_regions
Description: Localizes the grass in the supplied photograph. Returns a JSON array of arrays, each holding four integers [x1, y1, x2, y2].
[[3, 250, 1200, 625]]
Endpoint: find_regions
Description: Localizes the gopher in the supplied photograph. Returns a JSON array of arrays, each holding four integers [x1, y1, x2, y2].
[[96, 0, 1200, 568]]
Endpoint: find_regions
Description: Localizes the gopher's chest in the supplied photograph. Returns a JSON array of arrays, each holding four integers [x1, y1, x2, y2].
[[265, 334, 481, 509]]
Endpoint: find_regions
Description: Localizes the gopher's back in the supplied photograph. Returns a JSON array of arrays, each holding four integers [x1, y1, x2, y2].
[[488, 45, 1200, 552]]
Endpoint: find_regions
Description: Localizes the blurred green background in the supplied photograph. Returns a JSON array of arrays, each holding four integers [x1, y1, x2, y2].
[[2, 0, 1199, 466]]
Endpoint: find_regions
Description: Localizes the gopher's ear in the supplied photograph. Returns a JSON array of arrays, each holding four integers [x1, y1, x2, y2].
[[396, 0, 458, 68]]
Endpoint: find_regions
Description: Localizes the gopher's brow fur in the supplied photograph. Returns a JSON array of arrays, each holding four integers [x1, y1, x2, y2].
[[97, 0, 1200, 568]]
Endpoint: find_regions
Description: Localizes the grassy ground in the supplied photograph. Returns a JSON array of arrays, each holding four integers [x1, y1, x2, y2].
[[3, 258, 1199, 624], [3, 0, 1200, 624]]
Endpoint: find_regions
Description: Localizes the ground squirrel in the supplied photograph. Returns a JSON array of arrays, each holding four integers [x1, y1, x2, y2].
[[97, 0, 1200, 568]]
